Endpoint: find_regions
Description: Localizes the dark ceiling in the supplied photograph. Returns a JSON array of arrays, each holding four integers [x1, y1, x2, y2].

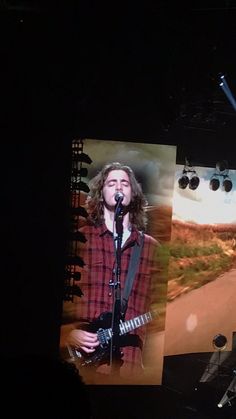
[[2, 1, 236, 167], [2, 0, 236, 369]]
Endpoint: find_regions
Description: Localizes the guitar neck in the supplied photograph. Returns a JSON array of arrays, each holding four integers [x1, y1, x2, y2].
[[119, 311, 153, 336], [97, 310, 157, 346]]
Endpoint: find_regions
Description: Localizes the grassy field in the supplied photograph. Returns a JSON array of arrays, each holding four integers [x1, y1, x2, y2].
[[167, 220, 236, 301]]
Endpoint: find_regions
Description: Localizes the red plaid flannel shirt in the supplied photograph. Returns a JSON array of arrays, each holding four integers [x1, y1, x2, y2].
[[73, 223, 160, 378]]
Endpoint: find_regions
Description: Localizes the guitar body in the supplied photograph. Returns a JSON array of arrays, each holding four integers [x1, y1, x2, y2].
[[66, 309, 157, 369], [86, 311, 113, 333], [69, 311, 122, 369], [77, 345, 112, 369]]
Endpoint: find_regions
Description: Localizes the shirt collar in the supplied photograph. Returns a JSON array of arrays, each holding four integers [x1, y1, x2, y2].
[[96, 223, 142, 245]]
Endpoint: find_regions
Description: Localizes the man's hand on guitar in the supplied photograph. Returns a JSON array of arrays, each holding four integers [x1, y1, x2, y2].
[[68, 329, 100, 353]]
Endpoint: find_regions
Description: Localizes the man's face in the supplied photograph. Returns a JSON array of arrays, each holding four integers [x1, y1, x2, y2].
[[102, 169, 132, 208]]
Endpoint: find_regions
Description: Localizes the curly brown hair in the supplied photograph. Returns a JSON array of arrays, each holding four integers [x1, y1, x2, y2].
[[85, 162, 148, 230]]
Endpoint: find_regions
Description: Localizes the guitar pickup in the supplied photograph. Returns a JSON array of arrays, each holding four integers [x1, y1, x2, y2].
[[97, 327, 112, 347]]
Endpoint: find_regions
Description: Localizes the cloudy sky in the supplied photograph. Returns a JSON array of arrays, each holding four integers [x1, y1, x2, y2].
[[82, 138, 177, 207], [173, 165, 236, 224]]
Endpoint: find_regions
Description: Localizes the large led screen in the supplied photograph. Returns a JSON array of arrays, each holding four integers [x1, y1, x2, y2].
[[164, 164, 236, 357], [59, 138, 177, 385]]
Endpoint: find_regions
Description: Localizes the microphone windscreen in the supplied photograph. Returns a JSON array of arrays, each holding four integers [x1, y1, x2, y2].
[[114, 192, 124, 202]]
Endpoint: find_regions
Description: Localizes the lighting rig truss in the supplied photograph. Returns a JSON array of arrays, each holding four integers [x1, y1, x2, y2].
[[64, 138, 92, 302]]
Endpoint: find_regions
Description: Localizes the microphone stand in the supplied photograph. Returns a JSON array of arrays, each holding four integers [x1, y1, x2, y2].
[[110, 198, 123, 375]]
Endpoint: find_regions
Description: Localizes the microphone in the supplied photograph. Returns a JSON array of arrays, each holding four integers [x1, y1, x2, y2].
[[114, 192, 124, 203], [114, 192, 124, 232]]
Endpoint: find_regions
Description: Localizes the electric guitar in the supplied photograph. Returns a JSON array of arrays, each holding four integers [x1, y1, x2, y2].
[[66, 309, 158, 368]]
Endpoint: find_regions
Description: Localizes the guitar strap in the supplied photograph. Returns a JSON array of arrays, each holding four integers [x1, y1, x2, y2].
[[121, 231, 144, 318]]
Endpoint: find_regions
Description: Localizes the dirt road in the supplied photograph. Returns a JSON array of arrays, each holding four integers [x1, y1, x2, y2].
[[164, 268, 236, 355]]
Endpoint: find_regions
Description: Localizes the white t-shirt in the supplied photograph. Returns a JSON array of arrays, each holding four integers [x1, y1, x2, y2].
[[114, 228, 131, 248]]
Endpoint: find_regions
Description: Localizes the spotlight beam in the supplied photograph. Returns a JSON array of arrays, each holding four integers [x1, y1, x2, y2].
[[219, 74, 231, 92], [219, 75, 236, 111]]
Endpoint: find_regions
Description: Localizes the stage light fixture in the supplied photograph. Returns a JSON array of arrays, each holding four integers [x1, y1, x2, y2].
[[71, 167, 88, 177], [71, 180, 90, 193], [72, 151, 92, 165], [178, 158, 200, 190], [69, 231, 87, 242], [213, 334, 227, 351], [216, 160, 228, 172], [209, 176, 220, 191], [189, 174, 200, 190], [218, 73, 236, 112], [70, 206, 88, 218], [64, 271, 81, 281], [66, 255, 86, 267], [209, 160, 233, 193], [72, 140, 92, 165], [178, 173, 189, 189], [222, 176, 233, 192], [64, 285, 83, 300]]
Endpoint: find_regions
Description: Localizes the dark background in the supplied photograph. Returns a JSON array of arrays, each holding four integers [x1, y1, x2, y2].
[[2, 1, 236, 417]]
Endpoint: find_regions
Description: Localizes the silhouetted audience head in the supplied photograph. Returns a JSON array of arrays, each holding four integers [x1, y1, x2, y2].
[[2, 355, 91, 418]]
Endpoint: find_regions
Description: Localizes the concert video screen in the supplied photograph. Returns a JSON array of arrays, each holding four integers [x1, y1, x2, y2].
[[59, 138, 177, 385], [165, 163, 236, 357]]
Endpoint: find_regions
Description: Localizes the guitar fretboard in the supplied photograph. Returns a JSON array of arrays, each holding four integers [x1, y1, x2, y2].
[[98, 310, 155, 345], [69, 309, 158, 364], [119, 311, 153, 335]]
